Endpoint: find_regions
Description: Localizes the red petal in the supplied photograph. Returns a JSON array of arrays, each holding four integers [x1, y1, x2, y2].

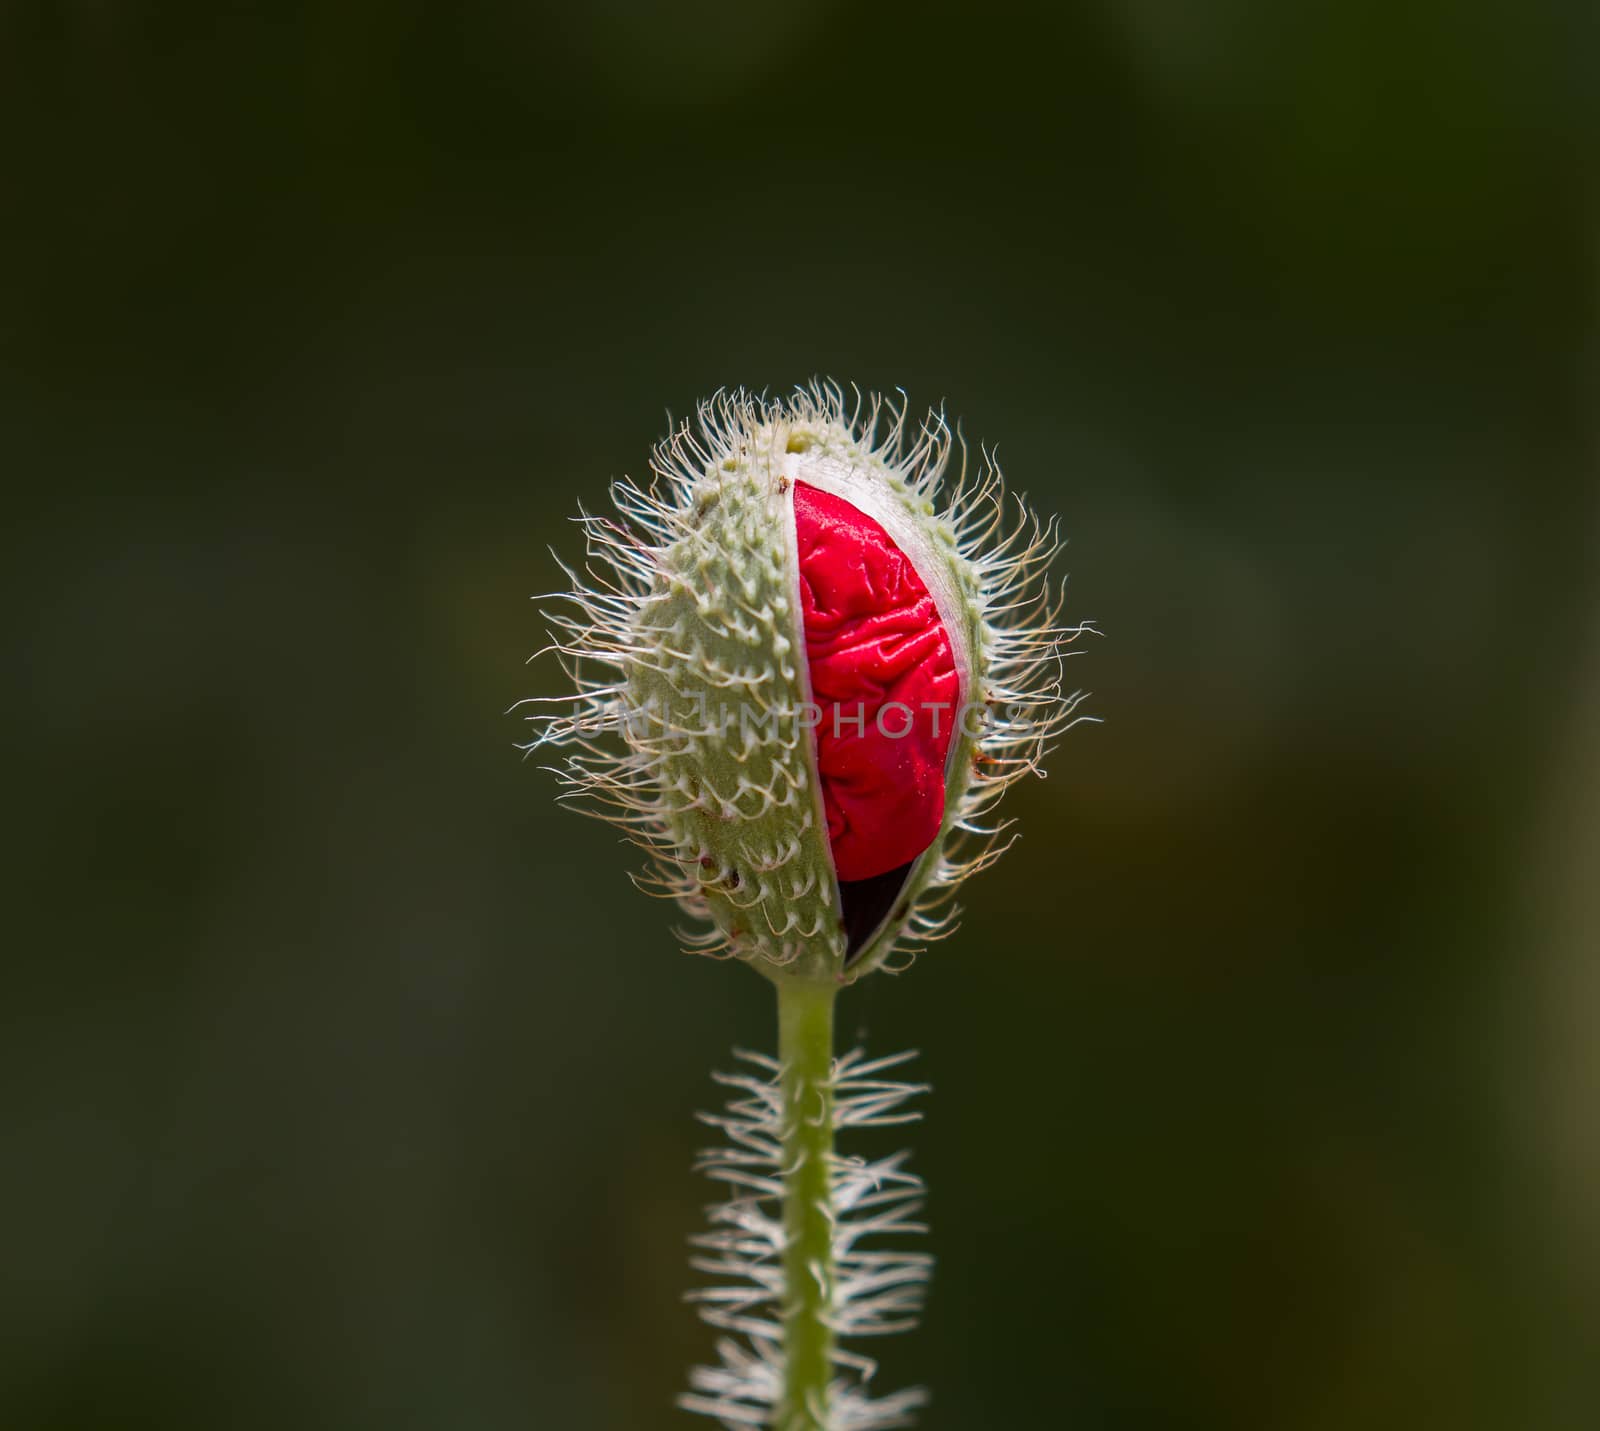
[[793, 482, 961, 882]]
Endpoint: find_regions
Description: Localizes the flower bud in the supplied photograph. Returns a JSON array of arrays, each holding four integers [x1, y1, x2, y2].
[[527, 385, 1089, 982]]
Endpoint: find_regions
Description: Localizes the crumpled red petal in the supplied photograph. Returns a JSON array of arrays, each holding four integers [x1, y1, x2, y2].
[[794, 482, 961, 882]]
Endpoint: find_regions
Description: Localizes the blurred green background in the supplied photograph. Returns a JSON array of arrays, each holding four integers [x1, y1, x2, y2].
[[4, 2, 1597, 1428]]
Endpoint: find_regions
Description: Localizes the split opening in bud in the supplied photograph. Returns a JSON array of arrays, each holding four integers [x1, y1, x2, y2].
[[792, 481, 962, 959]]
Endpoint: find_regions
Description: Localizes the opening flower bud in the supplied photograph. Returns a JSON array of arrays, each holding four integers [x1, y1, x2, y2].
[[527, 385, 1088, 982]]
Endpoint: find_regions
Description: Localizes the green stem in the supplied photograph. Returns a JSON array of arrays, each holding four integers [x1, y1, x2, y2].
[[776, 975, 838, 1431]]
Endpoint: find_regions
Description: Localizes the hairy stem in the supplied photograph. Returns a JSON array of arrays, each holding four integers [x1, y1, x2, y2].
[[777, 976, 837, 1430]]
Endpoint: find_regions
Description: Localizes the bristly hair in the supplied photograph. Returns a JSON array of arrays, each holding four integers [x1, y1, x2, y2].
[[680, 1049, 934, 1430], [515, 381, 1096, 975]]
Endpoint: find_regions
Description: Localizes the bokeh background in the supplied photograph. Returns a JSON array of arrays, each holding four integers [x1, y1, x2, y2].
[[5, 2, 1597, 1428]]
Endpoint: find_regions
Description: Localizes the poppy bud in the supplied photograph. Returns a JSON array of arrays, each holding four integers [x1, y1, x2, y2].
[[528, 385, 1087, 982]]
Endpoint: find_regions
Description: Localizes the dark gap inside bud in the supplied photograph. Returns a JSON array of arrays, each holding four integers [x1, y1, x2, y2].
[[840, 862, 916, 963]]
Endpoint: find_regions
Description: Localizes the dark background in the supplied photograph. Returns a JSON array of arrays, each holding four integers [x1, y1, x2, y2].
[[4, 2, 1597, 1428]]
